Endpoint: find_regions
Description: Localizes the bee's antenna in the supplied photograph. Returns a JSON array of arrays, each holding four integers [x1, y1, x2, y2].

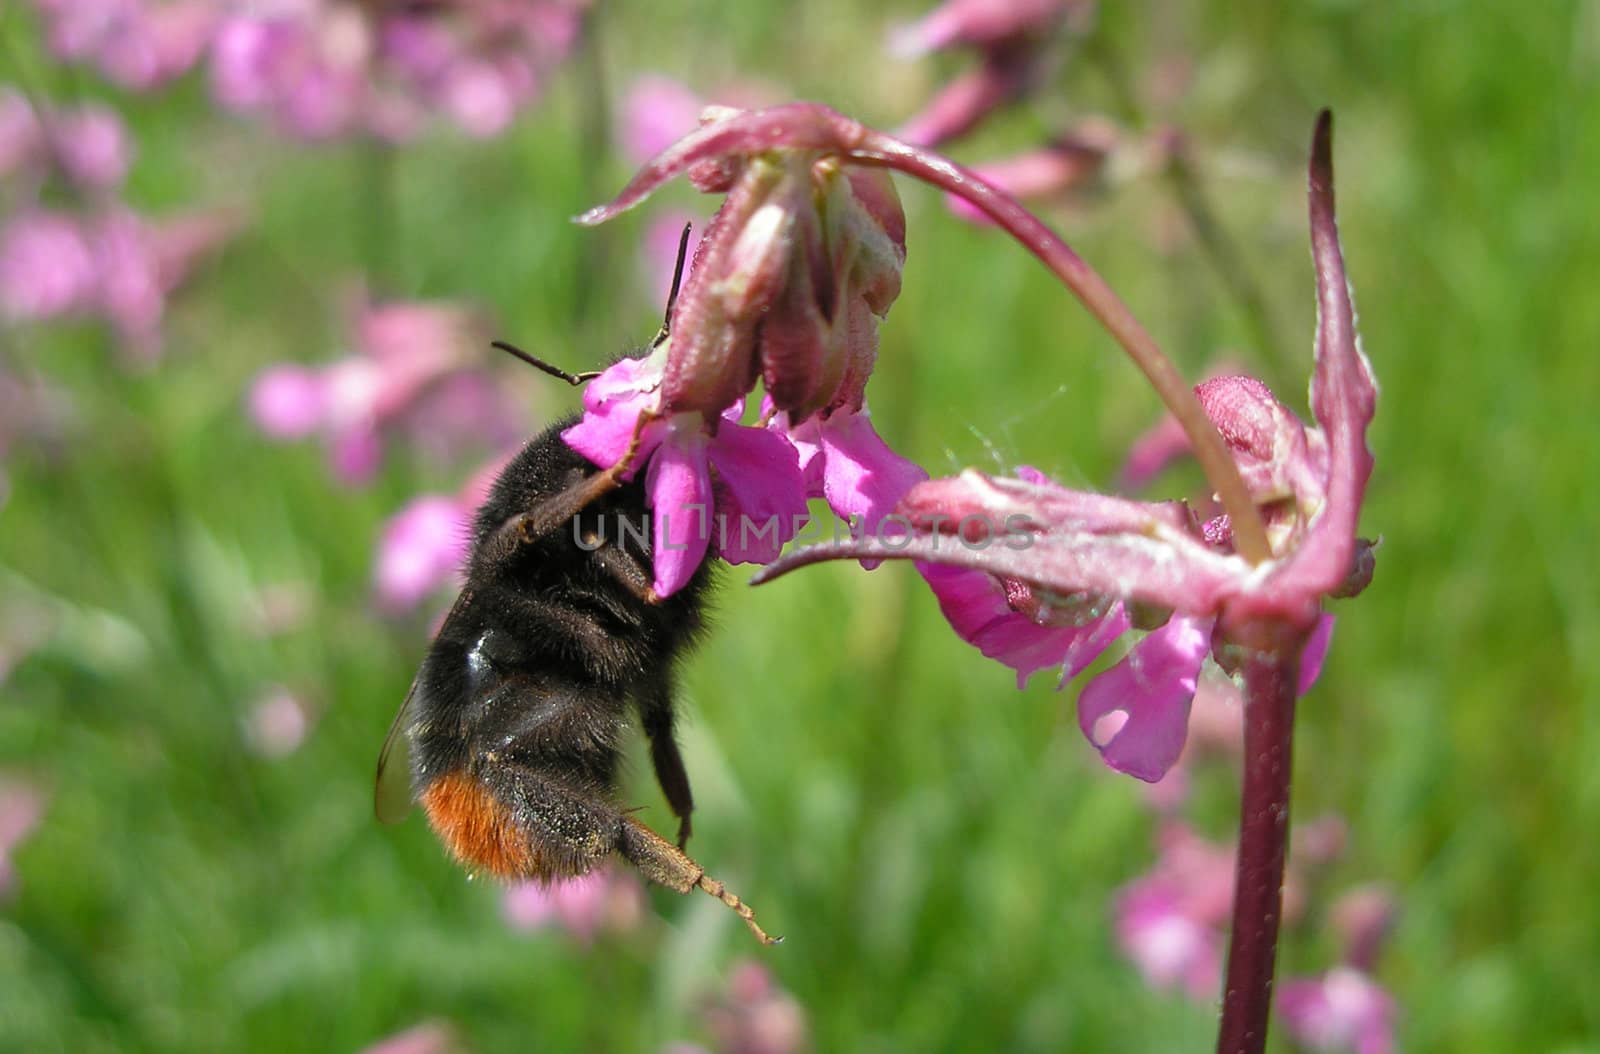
[[491, 341, 602, 386], [651, 222, 693, 349]]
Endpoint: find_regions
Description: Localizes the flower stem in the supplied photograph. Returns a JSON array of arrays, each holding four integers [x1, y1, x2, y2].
[[1216, 624, 1303, 1054], [852, 131, 1272, 565]]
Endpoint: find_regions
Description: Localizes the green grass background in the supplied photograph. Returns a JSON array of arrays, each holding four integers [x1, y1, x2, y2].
[[3, 1, 1598, 1051]]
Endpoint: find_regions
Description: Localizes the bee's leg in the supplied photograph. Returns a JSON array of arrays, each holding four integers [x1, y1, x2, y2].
[[615, 815, 780, 946], [488, 764, 778, 945], [638, 680, 695, 848], [587, 535, 659, 605], [476, 417, 659, 573]]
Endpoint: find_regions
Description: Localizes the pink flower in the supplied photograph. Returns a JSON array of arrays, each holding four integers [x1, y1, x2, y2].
[[501, 867, 644, 942], [0, 91, 42, 178], [207, 1, 586, 142], [0, 776, 47, 901], [243, 686, 314, 759], [54, 106, 134, 189], [943, 123, 1115, 226], [783, 405, 928, 542], [249, 365, 327, 439], [1116, 877, 1225, 1001], [757, 114, 1373, 783], [620, 75, 704, 163], [1330, 884, 1398, 973], [561, 106, 937, 594], [0, 211, 98, 320], [32, 0, 214, 91], [889, 0, 1091, 148], [358, 1021, 463, 1054], [248, 298, 500, 484], [888, 0, 1077, 57], [1277, 969, 1397, 1054], [702, 960, 809, 1054], [1, 206, 236, 359], [562, 357, 808, 597], [374, 495, 472, 612]]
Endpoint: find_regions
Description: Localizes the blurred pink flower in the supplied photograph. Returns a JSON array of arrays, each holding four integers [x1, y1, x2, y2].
[[1330, 885, 1398, 974], [359, 1021, 463, 1054], [1277, 968, 1397, 1054], [943, 123, 1116, 226], [702, 960, 810, 1054], [31, 0, 215, 91], [374, 495, 471, 613], [888, 0, 1078, 57], [53, 106, 134, 189], [621, 76, 705, 163], [0, 776, 47, 901], [0, 91, 41, 177], [0, 92, 132, 189], [0, 211, 98, 319], [371, 449, 511, 613], [248, 298, 508, 484], [209, 0, 589, 142], [890, 0, 1094, 148], [249, 365, 326, 439], [502, 867, 644, 942], [0, 206, 236, 358], [243, 686, 314, 759]]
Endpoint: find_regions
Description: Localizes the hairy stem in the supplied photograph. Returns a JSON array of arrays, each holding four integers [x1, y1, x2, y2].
[[852, 131, 1271, 564], [1216, 625, 1303, 1054]]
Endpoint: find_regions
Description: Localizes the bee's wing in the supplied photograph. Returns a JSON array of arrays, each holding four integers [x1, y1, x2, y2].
[[374, 675, 420, 824], [374, 588, 477, 824]]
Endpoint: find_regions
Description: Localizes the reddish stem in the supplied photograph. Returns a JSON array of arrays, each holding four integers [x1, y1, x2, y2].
[[851, 130, 1272, 566], [1216, 626, 1303, 1054]]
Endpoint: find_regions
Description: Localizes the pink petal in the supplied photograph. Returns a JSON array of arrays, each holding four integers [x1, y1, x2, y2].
[[780, 413, 827, 496], [705, 422, 808, 565], [887, 0, 1069, 56], [0, 212, 97, 320], [918, 564, 1128, 688], [645, 431, 713, 596], [620, 75, 704, 163], [375, 495, 469, 610], [329, 425, 383, 485], [358, 1021, 461, 1054], [55, 107, 132, 189], [892, 55, 1038, 149], [1297, 613, 1336, 696], [1078, 616, 1211, 782], [560, 356, 666, 475], [249, 365, 327, 438], [1115, 879, 1223, 1001], [1277, 968, 1397, 1054], [816, 409, 928, 538]]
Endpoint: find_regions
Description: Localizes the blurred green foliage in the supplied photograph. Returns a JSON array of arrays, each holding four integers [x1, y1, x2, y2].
[[3, 1, 1598, 1052]]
